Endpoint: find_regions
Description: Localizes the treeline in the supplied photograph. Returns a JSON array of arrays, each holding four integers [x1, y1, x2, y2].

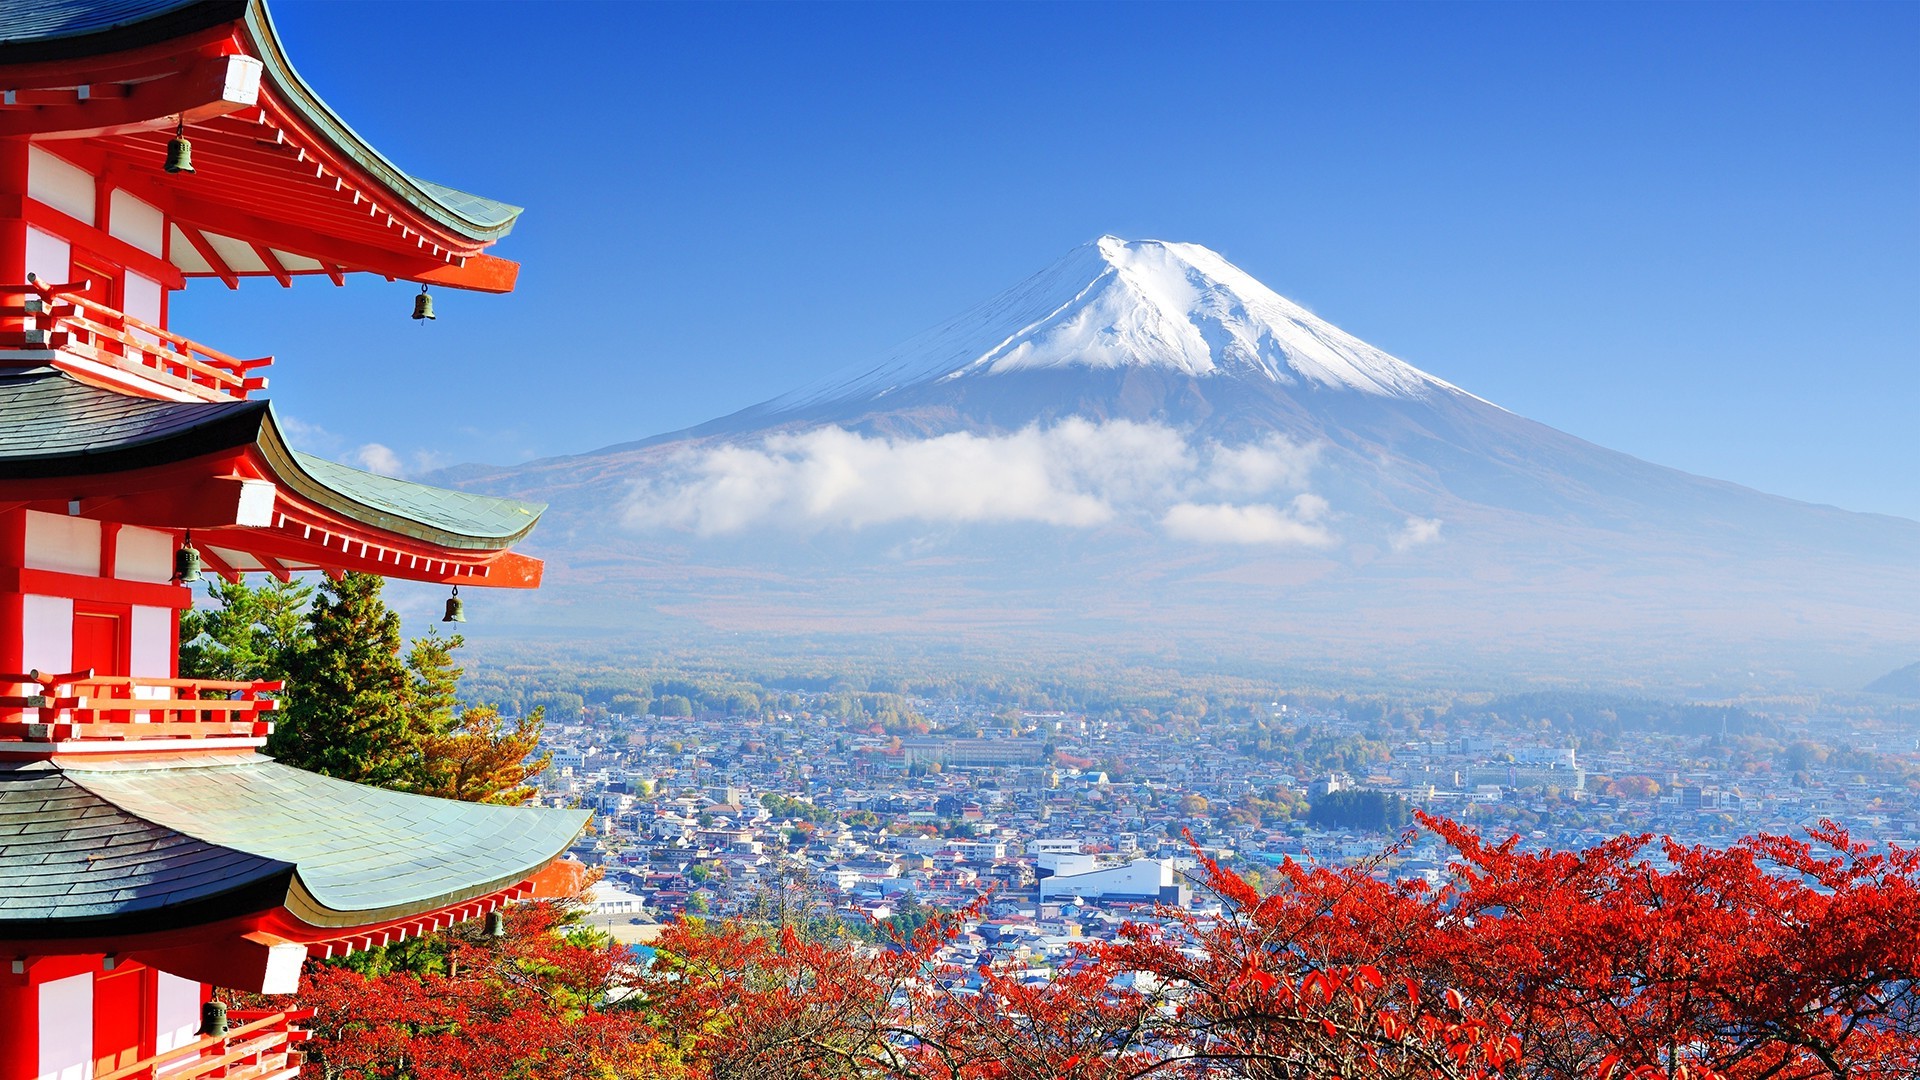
[[1231, 723, 1395, 774], [1458, 691, 1773, 737], [1307, 788, 1412, 832], [454, 644, 1909, 775], [457, 655, 1428, 735]]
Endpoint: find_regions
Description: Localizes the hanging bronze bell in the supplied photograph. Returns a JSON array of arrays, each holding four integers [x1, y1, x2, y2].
[[165, 132, 194, 174], [484, 910, 506, 938], [412, 286, 435, 321], [174, 535, 203, 584], [442, 585, 465, 623], [199, 1000, 227, 1037]]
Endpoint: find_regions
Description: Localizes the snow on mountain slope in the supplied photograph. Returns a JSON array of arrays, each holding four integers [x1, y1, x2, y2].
[[433, 235, 1920, 688], [770, 236, 1476, 412]]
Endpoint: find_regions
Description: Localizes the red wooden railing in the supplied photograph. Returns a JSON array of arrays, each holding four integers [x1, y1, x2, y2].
[[0, 276, 270, 400], [95, 1009, 309, 1080], [0, 669, 280, 744]]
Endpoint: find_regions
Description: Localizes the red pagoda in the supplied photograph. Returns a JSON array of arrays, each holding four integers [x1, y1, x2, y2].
[[0, 3, 588, 1077]]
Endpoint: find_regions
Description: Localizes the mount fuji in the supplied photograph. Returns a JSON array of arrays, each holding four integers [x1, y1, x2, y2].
[[441, 237, 1920, 690]]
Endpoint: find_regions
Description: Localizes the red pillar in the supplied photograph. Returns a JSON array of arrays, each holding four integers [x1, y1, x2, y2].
[[0, 136, 28, 285], [0, 964, 38, 1080], [0, 509, 26, 673], [94, 962, 146, 1074]]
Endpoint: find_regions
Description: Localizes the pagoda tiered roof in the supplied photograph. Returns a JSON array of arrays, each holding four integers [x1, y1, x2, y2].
[[0, 365, 545, 586], [0, 0, 583, 1018], [0, 0, 522, 291], [0, 752, 589, 941]]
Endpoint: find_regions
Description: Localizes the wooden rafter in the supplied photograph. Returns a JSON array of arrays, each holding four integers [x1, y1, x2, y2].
[[195, 544, 242, 584], [177, 224, 238, 289], [246, 241, 290, 287]]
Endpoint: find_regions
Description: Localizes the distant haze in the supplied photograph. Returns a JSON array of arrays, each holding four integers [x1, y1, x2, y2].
[[435, 238, 1920, 693]]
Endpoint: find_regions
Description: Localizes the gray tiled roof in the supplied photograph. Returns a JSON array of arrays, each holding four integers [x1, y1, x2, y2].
[[0, 0, 213, 45], [0, 366, 266, 475], [0, 760, 292, 932], [1, 754, 589, 936]]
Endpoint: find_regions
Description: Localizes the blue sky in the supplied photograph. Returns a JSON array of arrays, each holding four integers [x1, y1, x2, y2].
[[173, 1, 1920, 519]]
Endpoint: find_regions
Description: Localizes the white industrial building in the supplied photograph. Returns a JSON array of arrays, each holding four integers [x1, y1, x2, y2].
[[1035, 847, 1186, 905]]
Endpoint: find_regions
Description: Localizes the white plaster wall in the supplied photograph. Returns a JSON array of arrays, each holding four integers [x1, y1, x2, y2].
[[107, 190, 164, 257], [121, 272, 162, 344], [37, 971, 95, 1080], [204, 232, 264, 274], [21, 594, 74, 675], [130, 604, 171, 678], [28, 147, 94, 225], [114, 527, 173, 584], [25, 511, 101, 576], [128, 606, 172, 708], [25, 227, 70, 284], [153, 971, 201, 1055]]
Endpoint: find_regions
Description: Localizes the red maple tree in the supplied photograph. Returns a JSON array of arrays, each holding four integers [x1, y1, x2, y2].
[[279, 816, 1917, 1079]]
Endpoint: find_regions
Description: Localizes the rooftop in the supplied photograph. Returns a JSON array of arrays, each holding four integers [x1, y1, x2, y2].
[[0, 751, 590, 936]]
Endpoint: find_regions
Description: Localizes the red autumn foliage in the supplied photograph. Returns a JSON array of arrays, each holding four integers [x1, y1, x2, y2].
[[283, 816, 1917, 1079], [289, 902, 691, 1079]]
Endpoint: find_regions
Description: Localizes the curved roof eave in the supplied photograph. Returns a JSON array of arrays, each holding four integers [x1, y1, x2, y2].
[[0, 369, 545, 552], [0, 2, 522, 244], [239, 0, 523, 245], [0, 754, 592, 937], [258, 407, 547, 551]]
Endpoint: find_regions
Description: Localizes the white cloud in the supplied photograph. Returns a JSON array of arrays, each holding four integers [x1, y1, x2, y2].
[[349, 443, 406, 477], [1203, 434, 1318, 495], [1392, 516, 1444, 552], [277, 415, 335, 446], [624, 419, 1191, 535], [623, 420, 1340, 547], [1160, 495, 1336, 548], [345, 442, 450, 479], [281, 418, 447, 479]]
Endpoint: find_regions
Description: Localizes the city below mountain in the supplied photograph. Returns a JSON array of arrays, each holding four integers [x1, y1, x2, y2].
[[439, 237, 1920, 692]]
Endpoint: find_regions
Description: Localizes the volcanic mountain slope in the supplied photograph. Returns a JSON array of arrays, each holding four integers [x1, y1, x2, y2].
[[444, 237, 1920, 690]]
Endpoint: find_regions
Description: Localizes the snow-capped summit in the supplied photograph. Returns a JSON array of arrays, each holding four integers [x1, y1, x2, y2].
[[441, 233, 1920, 688], [777, 236, 1468, 411]]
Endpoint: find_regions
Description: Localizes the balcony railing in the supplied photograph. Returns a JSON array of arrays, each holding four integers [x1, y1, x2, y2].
[[0, 669, 280, 745], [0, 276, 270, 401], [96, 1009, 309, 1080]]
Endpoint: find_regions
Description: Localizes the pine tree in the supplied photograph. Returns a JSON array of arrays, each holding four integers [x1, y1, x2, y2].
[[270, 572, 419, 789], [179, 576, 313, 683], [406, 627, 463, 745], [189, 573, 551, 804]]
